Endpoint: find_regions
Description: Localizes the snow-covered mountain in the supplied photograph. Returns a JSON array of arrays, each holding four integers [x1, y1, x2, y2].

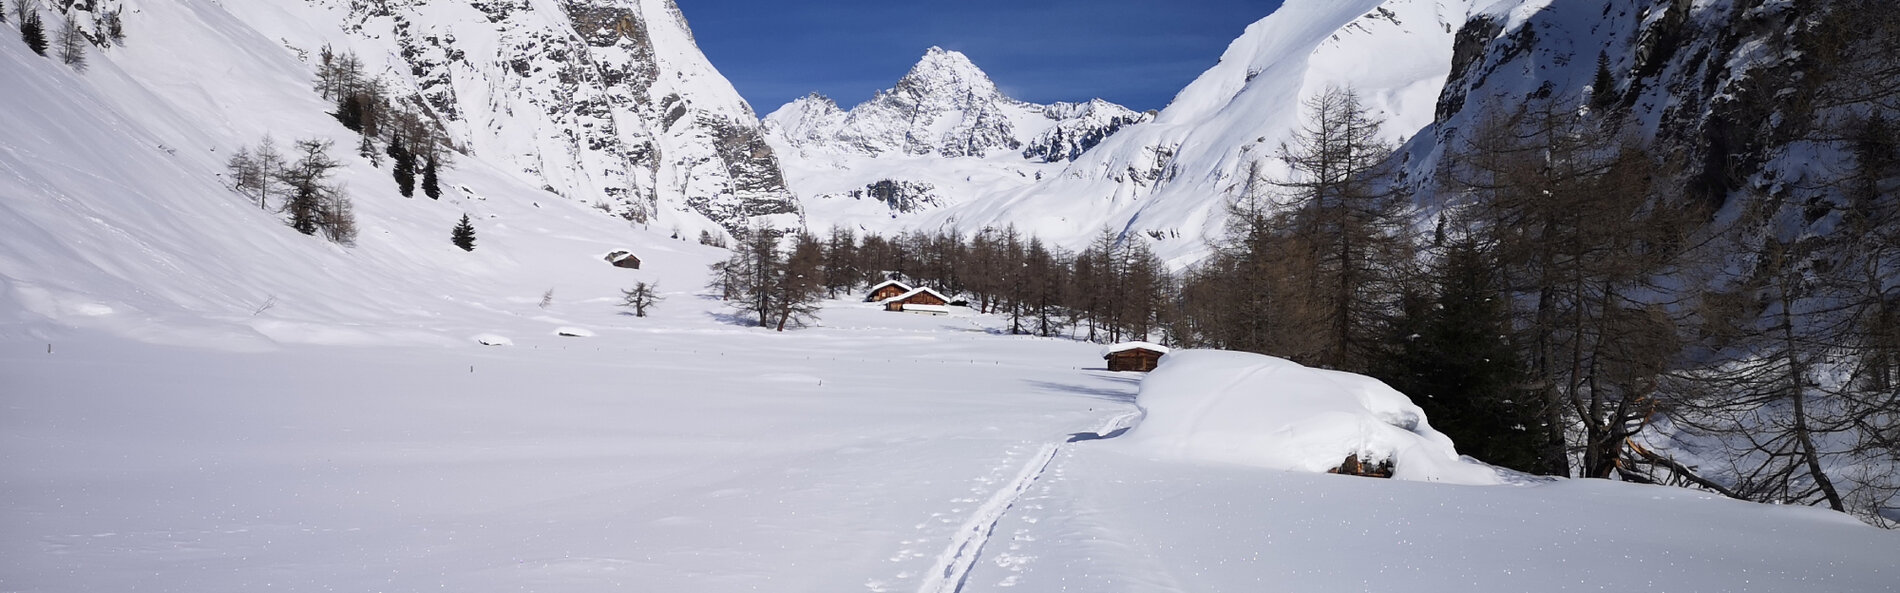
[[891, 0, 1475, 265], [0, 0, 797, 341], [763, 47, 1150, 233], [241, 0, 798, 237], [768, 47, 1149, 160]]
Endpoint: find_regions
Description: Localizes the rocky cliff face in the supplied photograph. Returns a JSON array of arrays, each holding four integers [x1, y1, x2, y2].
[[321, 0, 798, 237], [1408, 0, 1881, 215]]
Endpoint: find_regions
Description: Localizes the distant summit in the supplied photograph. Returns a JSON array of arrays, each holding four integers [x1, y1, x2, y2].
[[764, 47, 1147, 159]]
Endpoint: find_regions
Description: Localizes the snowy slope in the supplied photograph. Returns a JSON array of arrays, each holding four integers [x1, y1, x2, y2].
[[0, 0, 731, 347], [894, 0, 1474, 264], [763, 47, 1150, 234]]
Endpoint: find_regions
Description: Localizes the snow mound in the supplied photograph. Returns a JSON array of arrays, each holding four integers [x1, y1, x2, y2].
[[1116, 350, 1504, 485], [473, 334, 513, 346]]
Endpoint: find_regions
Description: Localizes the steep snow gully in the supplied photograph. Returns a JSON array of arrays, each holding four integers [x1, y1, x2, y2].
[[914, 410, 1143, 593]]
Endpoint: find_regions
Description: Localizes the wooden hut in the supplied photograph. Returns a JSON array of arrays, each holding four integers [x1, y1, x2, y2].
[[865, 280, 913, 302], [881, 287, 951, 312], [604, 250, 641, 269], [1103, 341, 1170, 372]]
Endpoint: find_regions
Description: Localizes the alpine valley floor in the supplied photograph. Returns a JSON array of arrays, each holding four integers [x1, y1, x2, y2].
[[3, 294, 1896, 593]]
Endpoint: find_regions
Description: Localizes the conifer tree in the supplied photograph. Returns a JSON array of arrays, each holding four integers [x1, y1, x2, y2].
[[387, 135, 415, 197], [20, 10, 47, 56], [1374, 236, 1547, 473], [1590, 52, 1616, 109], [420, 156, 441, 200], [451, 213, 476, 251]]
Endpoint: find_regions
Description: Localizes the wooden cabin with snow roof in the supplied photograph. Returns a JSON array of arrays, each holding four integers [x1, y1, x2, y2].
[[881, 287, 951, 313], [1104, 342, 1170, 372], [865, 280, 913, 302]]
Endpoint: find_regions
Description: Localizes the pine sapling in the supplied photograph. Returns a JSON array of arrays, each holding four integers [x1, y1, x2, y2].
[[421, 157, 441, 199], [451, 213, 476, 251], [20, 10, 47, 56]]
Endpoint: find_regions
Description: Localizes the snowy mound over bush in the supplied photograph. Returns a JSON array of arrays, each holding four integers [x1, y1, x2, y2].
[[1117, 350, 1504, 485]]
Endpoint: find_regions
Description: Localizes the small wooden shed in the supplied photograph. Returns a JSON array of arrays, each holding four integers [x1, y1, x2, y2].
[[865, 280, 913, 302], [1103, 341, 1170, 372], [881, 287, 950, 312], [605, 250, 642, 269]]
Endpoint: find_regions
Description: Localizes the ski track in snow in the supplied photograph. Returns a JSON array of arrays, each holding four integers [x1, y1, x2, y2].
[[907, 408, 1142, 593]]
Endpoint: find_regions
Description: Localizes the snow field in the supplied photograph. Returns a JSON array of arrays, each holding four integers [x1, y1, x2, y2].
[[970, 444, 1898, 592], [0, 300, 1145, 593]]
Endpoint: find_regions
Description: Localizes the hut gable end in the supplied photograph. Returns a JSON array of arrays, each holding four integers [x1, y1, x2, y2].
[[881, 287, 951, 312], [865, 280, 913, 302], [1103, 341, 1170, 372]]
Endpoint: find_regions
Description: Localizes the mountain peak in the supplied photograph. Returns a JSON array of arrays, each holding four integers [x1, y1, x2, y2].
[[896, 46, 999, 101]]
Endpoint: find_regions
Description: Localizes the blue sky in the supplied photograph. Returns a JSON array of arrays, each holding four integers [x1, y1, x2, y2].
[[679, 1, 1286, 114]]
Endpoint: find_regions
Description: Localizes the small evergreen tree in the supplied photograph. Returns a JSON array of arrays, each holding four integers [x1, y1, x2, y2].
[[20, 10, 47, 56], [451, 213, 476, 251], [387, 135, 414, 197], [420, 156, 441, 199], [1374, 237, 1549, 473], [1590, 52, 1617, 109], [335, 94, 366, 132]]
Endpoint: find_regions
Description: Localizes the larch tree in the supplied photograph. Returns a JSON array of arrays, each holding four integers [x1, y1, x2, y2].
[[1266, 85, 1411, 372], [55, 17, 83, 71], [277, 139, 354, 244], [620, 282, 662, 317]]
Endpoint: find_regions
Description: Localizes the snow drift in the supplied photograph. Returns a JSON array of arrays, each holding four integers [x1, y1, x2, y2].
[[1116, 349, 1504, 484]]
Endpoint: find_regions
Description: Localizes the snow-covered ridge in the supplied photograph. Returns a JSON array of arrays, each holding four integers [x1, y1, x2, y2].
[[852, 0, 1474, 265]]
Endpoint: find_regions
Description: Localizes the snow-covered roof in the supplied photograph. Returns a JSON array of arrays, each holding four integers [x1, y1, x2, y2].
[[1103, 341, 1171, 357], [899, 304, 951, 315], [867, 279, 912, 293], [880, 287, 951, 304]]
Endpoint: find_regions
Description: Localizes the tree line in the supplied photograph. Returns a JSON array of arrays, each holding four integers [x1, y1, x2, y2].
[[704, 222, 1173, 341]]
